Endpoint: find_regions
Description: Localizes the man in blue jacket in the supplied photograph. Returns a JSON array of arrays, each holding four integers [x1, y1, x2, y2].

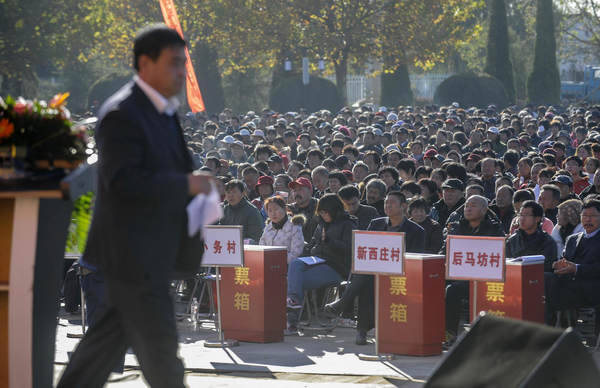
[[545, 198, 600, 324]]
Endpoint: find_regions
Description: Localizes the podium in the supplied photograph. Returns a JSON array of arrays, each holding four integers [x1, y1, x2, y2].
[[470, 258, 545, 323], [0, 165, 95, 388], [220, 246, 286, 342], [377, 253, 446, 356]]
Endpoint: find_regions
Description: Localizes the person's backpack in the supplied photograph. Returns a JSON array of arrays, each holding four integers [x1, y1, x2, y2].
[[63, 262, 81, 313]]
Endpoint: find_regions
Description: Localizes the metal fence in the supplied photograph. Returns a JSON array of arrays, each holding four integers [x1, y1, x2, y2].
[[409, 73, 451, 101], [328, 72, 452, 104], [326, 74, 366, 105], [346, 75, 367, 105]]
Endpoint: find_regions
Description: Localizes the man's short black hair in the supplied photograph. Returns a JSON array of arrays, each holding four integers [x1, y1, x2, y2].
[[397, 159, 416, 176], [541, 184, 561, 202], [225, 179, 246, 193], [466, 184, 484, 196], [583, 198, 600, 213], [328, 171, 348, 186], [242, 166, 259, 176], [338, 185, 360, 200], [133, 24, 186, 71], [521, 200, 544, 218], [386, 190, 407, 204], [400, 181, 421, 196], [378, 166, 400, 183], [205, 157, 221, 170], [513, 188, 535, 203], [408, 197, 430, 214], [503, 150, 520, 168]]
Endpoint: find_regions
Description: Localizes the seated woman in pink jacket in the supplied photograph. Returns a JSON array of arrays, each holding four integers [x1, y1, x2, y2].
[[259, 196, 305, 264]]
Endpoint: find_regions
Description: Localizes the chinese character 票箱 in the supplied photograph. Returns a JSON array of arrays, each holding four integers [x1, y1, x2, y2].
[[389, 276, 407, 296], [486, 282, 504, 303], [234, 267, 250, 285], [390, 303, 408, 323], [234, 292, 250, 311]]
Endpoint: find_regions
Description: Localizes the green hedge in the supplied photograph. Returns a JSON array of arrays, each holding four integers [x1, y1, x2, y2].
[[434, 72, 510, 108], [269, 75, 343, 113], [380, 64, 413, 107]]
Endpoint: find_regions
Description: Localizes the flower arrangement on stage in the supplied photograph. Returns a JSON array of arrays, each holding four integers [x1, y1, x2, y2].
[[0, 93, 88, 175]]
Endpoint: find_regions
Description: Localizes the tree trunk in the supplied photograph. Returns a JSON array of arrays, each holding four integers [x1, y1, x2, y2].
[[193, 41, 225, 115], [335, 59, 348, 105]]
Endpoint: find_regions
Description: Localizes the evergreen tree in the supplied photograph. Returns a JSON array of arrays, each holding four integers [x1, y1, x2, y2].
[[484, 0, 515, 102], [192, 42, 225, 115], [380, 62, 413, 107], [527, 0, 560, 105]]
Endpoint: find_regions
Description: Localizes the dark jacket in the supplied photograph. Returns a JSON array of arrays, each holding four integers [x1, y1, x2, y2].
[[363, 199, 385, 217], [482, 177, 496, 200], [489, 204, 515, 235], [563, 231, 600, 281], [545, 207, 558, 225], [220, 198, 264, 242], [579, 184, 599, 200], [289, 197, 318, 242], [416, 216, 443, 254], [506, 228, 557, 272], [431, 197, 466, 228], [367, 217, 426, 253], [440, 213, 505, 254], [304, 213, 358, 278], [354, 204, 379, 230], [83, 82, 199, 283]]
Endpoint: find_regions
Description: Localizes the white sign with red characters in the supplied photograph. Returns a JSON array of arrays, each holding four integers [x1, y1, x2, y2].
[[446, 235, 506, 281], [202, 225, 244, 267], [352, 231, 406, 275]]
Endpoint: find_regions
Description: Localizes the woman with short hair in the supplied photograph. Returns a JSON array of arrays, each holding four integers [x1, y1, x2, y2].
[[258, 196, 305, 264], [551, 199, 584, 255]]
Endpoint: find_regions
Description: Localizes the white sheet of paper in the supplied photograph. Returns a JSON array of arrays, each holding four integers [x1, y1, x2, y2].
[[186, 182, 223, 237]]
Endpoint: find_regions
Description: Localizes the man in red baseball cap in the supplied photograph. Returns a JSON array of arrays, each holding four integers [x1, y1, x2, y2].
[[288, 178, 318, 241]]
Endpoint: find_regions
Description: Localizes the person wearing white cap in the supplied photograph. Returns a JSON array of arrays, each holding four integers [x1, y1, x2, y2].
[[230, 140, 247, 163], [239, 128, 251, 137], [487, 127, 506, 156], [219, 135, 235, 145], [253, 129, 265, 139]]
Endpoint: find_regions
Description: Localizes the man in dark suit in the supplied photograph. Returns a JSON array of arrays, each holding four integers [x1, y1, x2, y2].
[[58, 25, 213, 388], [325, 191, 425, 344], [545, 198, 600, 324]]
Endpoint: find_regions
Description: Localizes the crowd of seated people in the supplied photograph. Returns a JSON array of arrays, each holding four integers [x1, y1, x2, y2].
[[181, 102, 600, 340]]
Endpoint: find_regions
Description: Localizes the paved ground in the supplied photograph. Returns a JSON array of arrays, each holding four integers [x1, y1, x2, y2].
[[55, 309, 439, 387], [54, 308, 600, 387]]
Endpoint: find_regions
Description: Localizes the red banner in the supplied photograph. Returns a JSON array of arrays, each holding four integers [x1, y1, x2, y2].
[[158, 0, 206, 112]]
